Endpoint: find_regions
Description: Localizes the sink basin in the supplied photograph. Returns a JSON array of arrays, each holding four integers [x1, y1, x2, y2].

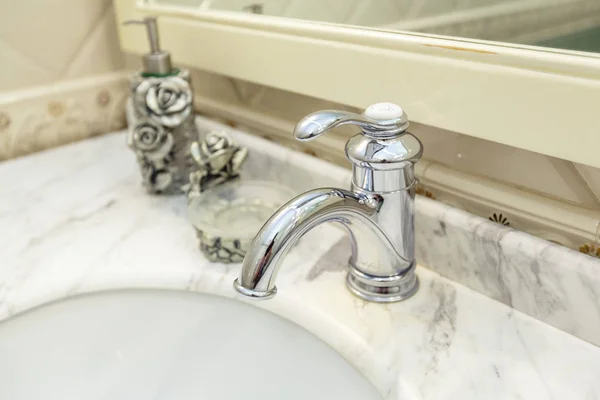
[[0, 290, 382, 400]]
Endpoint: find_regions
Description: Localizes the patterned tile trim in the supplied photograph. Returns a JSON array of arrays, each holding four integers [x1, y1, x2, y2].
[[0, 72, 129, 160]]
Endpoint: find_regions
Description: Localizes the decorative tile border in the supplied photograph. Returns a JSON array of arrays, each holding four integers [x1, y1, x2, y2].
[[0, 72, 129, 161]]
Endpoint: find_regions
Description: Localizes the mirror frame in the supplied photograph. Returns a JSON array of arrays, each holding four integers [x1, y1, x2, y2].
[[115, 0, 600, 168]]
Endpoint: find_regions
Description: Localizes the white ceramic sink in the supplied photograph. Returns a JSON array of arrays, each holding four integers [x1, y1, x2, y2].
[[0, 290, 382, 400]]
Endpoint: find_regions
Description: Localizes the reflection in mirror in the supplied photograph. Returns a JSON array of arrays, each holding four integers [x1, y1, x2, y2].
[[151, 0, 600, 54]]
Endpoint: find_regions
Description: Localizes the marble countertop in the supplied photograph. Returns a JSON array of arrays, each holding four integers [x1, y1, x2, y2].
[[1, 128, 600, 400]]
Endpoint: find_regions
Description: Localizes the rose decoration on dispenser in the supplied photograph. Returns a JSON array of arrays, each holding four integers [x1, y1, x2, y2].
[[137, 154, 173, 193], [134, 76, 192, 128], [129, 119, 174, 161]]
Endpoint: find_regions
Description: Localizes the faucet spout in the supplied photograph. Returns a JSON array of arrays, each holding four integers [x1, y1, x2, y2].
[[235, 102, 422, 302], [234, 188, 418, 302]]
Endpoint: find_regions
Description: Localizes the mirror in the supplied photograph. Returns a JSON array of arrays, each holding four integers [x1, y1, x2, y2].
[[152, 0, 600, 54]]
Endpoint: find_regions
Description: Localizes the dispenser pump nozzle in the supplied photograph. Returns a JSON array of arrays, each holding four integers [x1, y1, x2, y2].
[[123, 17, 173, 75]]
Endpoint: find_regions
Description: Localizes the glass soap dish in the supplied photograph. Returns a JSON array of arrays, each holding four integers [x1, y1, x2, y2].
[[187, 180, 295, 263]]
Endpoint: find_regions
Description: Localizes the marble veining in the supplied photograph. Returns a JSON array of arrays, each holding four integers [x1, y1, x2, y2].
[[1, 120, 600, 399], [416, 199, 600, 347]]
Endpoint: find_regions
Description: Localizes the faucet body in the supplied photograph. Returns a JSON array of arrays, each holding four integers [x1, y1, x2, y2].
[[234, 103, 423, 302]]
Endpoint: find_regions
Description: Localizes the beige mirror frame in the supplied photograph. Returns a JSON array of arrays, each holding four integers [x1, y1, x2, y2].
[[114, 0, 600, 168]]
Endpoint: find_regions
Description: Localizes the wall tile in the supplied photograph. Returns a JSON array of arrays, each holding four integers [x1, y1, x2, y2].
[[435, 130, 600, 207], [0, 1, 123, 92], [0, 41, 53, 91], [574, 163, 600, 205], [0, 0, 110, 74], [63, 5, 124, 80]]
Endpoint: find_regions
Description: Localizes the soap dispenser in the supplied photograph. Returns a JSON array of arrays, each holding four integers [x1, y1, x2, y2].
[[124, 17, 199, 195]]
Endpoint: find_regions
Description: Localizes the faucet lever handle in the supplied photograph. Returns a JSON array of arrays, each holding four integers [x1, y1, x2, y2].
[[293, 102, 409, 141]]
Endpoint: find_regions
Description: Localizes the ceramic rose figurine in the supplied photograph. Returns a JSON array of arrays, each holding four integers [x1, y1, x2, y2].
[[186, 131, 248, 200], [126, 70, 199, 194]]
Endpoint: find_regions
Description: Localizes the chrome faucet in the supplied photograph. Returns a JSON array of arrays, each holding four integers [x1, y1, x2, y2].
[[234, 103, 423, 303]]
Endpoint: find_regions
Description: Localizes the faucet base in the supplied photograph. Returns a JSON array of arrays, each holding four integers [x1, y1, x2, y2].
[[233, 279, 277, 300], [346, 264, 419, 303]]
